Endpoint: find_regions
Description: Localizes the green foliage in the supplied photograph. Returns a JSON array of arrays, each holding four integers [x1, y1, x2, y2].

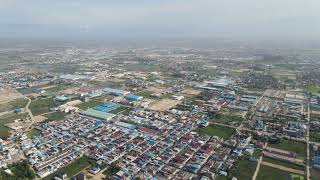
[[0, 160, 36, 179], [194, 125, 235, 139]]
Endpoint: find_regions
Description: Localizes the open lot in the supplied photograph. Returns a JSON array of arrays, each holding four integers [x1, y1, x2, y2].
[[136, 90, 154, 98], [311, 168, 320, 180], [310, 132, 320, 143], [262, 156, 305, 171], [0, 98, 28, 112], [194, 124, 235, 139], [43, 156, 94, 180], [268, 139, 306, 159], [27, 128, 41, 139], [229, 155, 258, 180], [147, 99, 180, 111], [29, 98, 57, 116], [44, 111, 67, 122], [0, 112, 29, 139], [0, 87, 24, 103], [257, 165, 304, 180], [75, 100, 102, 110], [181, 88, 202, 95]]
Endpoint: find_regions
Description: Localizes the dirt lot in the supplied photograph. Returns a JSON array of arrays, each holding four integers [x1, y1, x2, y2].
[[181, 88, 202, 95], [148, 99, 181, 111], [146, 86, 164, 93], [0, 86, 24, 103]]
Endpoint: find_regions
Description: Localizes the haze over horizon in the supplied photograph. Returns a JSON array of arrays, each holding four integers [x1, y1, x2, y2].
[[1, 0, 320, 42]]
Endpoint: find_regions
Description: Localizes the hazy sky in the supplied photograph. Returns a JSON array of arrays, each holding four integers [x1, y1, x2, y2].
[[1, 0, 320, 40]]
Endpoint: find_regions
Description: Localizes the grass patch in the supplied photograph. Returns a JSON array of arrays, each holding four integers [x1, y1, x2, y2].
[[257, 165, 304, 180], [108, 106, 130, 114], [311, 168, 320, 180], [208, 112, 244, 124], [305, 85, 320, 94], [43, 156, 94, 180], [268, 139, 306, 159], [311, 114, 320, 122], [45, 85, 70, 93], [75, 100, 102, 110], [103, 165, 121, 178], [29, 98, 58, 116], [263, 156, 305, 171], [27, 128, 41, 139], [0, 160, 36, 179], [44, 111, 66, 122], [135, 91, 154, 98], [0, 98, 29, 112], [229, 156, 258, 180], [194, 124, 235, 139], [310, 132, 320, 143], [16, 87, 37, 95]]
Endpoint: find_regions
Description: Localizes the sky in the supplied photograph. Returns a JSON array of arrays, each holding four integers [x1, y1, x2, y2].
[[1, 0, 320, 40]]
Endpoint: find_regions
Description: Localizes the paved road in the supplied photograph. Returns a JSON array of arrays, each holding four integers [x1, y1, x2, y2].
[[261, 161, 305, 175]]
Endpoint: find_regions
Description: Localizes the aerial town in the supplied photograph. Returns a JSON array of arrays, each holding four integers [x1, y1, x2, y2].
[[0, 46, 320, 180]]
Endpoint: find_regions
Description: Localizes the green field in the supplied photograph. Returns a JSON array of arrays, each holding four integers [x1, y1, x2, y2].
[[43, 156, 94, 180], [45, 85, 71, 93], [257, 165, 304, 180], [0, 112, 29, 139], [305, 85, 320, 94], [311, 168, 320, 180], [29, 98, 57, 115], [263, 156, 305, 171], [311, 114, 320, 122], [207, 112, 244, 124], [136, 91, 154, 98], [44, 111, 67, 122], [310, 132, 320, 143], [229, 156, 258, 180], [75, 100, 102, 110], [108, 106, 130, 114], [0, 98, 29, 112], [0, 160, 36, 179], [27, 128, 41, 139], [194, 124, 235, 139], [268, 139, 306, 159]]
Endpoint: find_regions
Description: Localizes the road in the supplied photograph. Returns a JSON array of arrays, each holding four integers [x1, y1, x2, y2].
[[306, 101, 311, 180], [24, 97, 34, 131], [252, 143, 267, 180]]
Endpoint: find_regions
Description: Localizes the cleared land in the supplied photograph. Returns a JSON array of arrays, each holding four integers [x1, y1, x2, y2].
[[181, 88, 202, 95], [268, 139, 306, 159], [0, 112, 29, 138], [0, 87, 23, 103], [194, 124, 235, 139], [148, 99, 180, 111]]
